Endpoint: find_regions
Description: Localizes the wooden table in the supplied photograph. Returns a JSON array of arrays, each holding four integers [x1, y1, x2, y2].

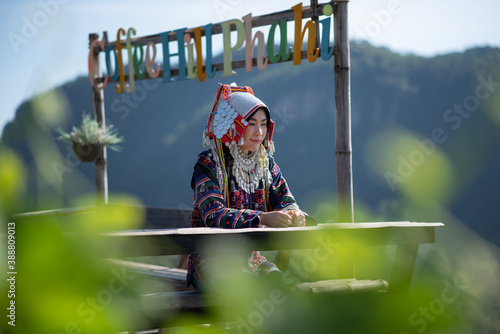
[[102, 221, 444, 295]]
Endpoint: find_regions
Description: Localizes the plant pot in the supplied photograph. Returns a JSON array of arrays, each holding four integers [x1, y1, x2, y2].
[[72, 142, 102, 162]]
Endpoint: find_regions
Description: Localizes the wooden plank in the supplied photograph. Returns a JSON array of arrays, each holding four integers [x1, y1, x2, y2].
[[105, 259, 191, 291], [100, 222, 443, 257], [13, 205, 192, 229], [106, 259, 187, 281], [297, 278, 388, 294], [110, 221, 442, 233], [142, 278, 387, 312], [13, 206, 97, 219]]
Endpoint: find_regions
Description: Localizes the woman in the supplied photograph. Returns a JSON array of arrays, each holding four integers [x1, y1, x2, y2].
[[186, 83, 307, 292]]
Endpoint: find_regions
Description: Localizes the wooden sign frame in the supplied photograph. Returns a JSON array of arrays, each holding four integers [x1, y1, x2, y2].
[[88, 0, 353, 227]]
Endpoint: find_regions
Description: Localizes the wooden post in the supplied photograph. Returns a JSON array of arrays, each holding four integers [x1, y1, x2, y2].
[[334, 1, 354, 277], [388, 244, 419, 295], [334, 2, 353, 224], [310, 0, 321, 50], [89, 33, 108, 205]]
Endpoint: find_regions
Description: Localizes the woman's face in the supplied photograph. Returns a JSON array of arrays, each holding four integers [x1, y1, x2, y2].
[[240, 108, 267, 155]]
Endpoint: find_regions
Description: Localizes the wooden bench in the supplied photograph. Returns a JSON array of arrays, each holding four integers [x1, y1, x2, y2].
[[15, 206, 443, 332]]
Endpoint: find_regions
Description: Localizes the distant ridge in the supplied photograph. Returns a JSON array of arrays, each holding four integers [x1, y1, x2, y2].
[[3, 41, 500, 245]]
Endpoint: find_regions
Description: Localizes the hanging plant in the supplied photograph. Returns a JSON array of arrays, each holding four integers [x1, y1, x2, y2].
[[57, 112, 124, 162]]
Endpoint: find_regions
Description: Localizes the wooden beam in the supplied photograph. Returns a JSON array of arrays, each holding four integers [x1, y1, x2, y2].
[[13, 205, 193, 229], [141, 278, 388, 312], [90, 1, 337, 84], [105, 259, 191, 291], [96, 2, 341, 50], [297, 278, 388, 294]]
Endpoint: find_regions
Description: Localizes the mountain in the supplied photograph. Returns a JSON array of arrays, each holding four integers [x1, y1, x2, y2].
[[2, 41, 500, 245]]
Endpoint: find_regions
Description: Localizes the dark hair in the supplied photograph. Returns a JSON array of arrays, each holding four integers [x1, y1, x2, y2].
[[247, 107, 271, 127]]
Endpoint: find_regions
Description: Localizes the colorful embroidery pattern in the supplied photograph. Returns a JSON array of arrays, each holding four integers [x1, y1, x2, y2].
[[187, 150, 299, 287]]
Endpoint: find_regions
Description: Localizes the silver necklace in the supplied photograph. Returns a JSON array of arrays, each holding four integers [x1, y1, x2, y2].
[[230, 145, 263, 194]]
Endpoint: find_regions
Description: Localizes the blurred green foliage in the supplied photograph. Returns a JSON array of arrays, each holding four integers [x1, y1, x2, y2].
[[5, 124, 499, 333], [0, 144, 154, 333], [1, 43, 500, 334]]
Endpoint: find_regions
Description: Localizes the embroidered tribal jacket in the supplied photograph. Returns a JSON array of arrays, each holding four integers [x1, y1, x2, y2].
[[186, 149, 299, 288]]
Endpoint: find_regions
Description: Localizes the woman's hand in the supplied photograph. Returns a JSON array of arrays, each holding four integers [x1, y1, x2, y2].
[[259, 211, 292, 228], [287, 210, 306, 227], [258, 210, 306, 227]]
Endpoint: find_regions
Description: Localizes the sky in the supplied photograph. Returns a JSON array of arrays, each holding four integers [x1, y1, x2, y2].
[[1, 0, 499, 135]]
